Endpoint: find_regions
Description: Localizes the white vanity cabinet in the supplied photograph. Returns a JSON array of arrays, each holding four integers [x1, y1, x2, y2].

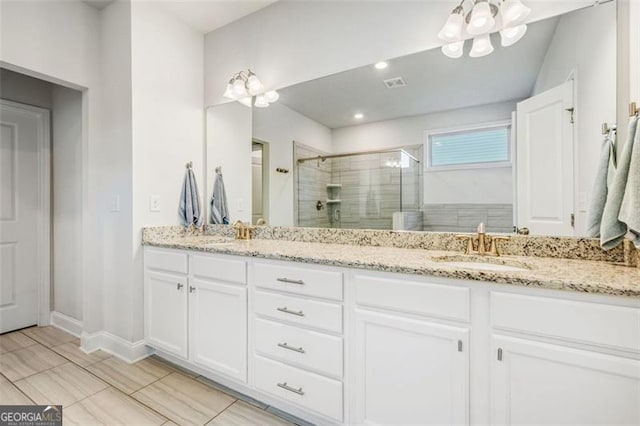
[[352, 273, 470, 425]]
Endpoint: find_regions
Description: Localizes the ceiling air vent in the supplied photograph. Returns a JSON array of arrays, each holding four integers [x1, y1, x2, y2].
[[383, 77, 406, 89]]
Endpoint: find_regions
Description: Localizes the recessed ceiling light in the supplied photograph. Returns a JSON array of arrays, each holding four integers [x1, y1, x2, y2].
[[374, 62, 388, 70], [354, 113, 364, 119]]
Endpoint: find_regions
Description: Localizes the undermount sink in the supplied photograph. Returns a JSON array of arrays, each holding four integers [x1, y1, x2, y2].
[[200, 236, 235, 247], [432, 255, 532, 273]]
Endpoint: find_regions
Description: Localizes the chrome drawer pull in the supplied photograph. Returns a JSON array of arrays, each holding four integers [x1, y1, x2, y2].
[[277, 342, 306, 354], [277, 382, 304, 396], [276, 277, 305, 285], [277, 307, 305, 317]]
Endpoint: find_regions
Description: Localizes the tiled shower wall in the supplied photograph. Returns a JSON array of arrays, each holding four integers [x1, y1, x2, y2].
[[295, 144, 332, 228], [422, 203, 514, 233]]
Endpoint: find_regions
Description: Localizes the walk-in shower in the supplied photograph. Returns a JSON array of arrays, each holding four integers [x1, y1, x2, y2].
[[295, 145, 423, 230]]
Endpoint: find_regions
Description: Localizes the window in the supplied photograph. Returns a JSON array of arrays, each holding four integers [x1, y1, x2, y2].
[[426, 124, 511, 169]]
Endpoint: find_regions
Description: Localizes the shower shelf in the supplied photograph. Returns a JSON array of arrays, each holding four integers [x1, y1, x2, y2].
[[326, 199, 342, 204], [326, 184, 343, 188]]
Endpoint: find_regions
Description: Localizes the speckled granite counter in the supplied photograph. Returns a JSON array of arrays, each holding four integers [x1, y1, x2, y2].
[[143, 233, 640, 299]]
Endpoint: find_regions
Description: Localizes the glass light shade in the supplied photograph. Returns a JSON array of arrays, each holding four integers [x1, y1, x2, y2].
[[254, 95, 269, 108], [232, 78, 248, 98], [437, 10, 464, 42], [469, 34, 494, 58], [237, 97, 252, 107], [247, 74, 264, 96], [442, 41, 464, 58], [223, 83, 235, 99], [467, 1, 495, 35], [500, 24, 527, 47], [501, 0, 531, 27], [264, 90, 280, 103]]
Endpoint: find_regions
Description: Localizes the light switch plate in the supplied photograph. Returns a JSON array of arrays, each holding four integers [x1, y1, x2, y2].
[[149, 195, 160, 212]]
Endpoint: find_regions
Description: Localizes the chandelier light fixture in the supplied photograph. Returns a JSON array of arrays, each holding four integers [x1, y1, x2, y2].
[[438, 0, 531, 59], [223, 69, 280, 108]]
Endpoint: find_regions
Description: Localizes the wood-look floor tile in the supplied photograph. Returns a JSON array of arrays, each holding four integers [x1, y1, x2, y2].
[[0, 344, 67, 381], [0, 374, 33, 405], [0, 331, 37, 354], [22, 326, 77, 347], [207, 401, 292, 426], [149, 355, 198, 378], [51, 342, 111, 367], [63, 387, 166, 426], [195, 376, 268, 409], [85, 357, 173, 394], [132, 372, 236, 425], [14, 362, 108, 406]]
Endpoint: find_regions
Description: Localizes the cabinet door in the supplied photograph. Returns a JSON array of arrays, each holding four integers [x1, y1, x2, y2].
[[491, 336, 640, 425], [189, 279, 247, 382], [144, 271, 188, 358], [353, 309, 469, 425]]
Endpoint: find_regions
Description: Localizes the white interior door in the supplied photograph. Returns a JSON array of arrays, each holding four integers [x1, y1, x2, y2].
[[1, 100, 49, 333], [516, 81, 574, 236]]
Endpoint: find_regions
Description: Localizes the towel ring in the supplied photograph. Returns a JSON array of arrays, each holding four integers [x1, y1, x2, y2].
[[215, 166, 222, 174], [186, 161, 193, 169]]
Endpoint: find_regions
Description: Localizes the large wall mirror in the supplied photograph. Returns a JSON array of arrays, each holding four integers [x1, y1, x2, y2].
[[206, 1, 617, 237]]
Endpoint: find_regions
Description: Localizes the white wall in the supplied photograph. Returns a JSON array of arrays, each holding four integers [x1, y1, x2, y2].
[[52, 86, 83, 321], [1, 0, 104, 334], [533, 1, 617, 236], [253, 102, 332, 225], [204, 1, 593, 106], [332, 101, 518, 205], [131, 1, 204, 341], [207, 103, 253, 223]]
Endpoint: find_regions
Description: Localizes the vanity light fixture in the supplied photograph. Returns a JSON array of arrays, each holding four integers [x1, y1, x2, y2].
[[438, 0, 530, 59], [223, 69, 279, 108], [374, 61, 389, 70]]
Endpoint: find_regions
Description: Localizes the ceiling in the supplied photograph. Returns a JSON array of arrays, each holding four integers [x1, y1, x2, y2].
[[278, 16, 560, 129], [81, 0, 277, 33]]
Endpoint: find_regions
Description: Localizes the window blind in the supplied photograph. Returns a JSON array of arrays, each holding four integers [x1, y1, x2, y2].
[[429, 127, 510, 167]]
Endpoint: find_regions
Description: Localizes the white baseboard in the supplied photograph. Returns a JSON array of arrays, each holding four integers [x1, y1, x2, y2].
[[81, 331, 154, 364], [50, 311, 83, 337]]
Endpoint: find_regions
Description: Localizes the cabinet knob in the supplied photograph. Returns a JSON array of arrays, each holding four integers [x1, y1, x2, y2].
[[177, 283, 183, 290], [189, 286, 196, 293]]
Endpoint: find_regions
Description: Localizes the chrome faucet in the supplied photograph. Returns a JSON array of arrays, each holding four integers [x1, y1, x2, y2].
[[456, 223, 510, 256]]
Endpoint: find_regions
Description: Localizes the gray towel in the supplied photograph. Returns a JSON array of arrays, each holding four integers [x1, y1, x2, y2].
[[619, 117, 640, 247], [179, 166, 204, 228], [585, 130, 616, 237], [210, 171, 230, 225], [600, 115, 639, 249]]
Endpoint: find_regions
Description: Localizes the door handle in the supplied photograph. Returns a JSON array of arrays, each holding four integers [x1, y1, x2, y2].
[[277, 307, 305, 317]]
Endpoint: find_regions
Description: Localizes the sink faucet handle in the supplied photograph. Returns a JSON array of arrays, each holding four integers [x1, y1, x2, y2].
[[455, 235, 475, 255], [489, 236, 510, 257]]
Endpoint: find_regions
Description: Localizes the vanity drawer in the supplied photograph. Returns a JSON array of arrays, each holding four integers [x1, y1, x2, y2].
[[190, 254, 246, 285], [254, 318, 343, 378], [253, 261, 343, 301], [491, 292, 640, 352], [254, 355, 343, 422], [144, 248, 188, 275], [354, 273, 470, 322], [254, 290, 343, 334]]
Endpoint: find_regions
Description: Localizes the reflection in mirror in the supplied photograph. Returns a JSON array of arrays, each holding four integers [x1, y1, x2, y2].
[[207, 1, 616, 237]]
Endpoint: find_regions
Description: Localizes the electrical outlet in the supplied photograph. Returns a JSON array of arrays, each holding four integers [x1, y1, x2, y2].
[[149, 195, 161, 212]]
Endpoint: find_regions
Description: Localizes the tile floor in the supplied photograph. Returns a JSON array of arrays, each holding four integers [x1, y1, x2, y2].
[[0, 326, 295, 425]]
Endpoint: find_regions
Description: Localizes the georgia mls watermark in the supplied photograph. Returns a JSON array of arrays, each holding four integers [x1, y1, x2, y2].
[[0, 405, 62, 426]]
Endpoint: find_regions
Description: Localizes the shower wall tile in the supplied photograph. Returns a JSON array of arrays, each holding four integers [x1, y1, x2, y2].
[[423, 203, 513, 233]]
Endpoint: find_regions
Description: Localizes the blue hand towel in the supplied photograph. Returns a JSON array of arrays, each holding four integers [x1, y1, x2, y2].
[[600, 115, 639, 249], [179, 166, 204, 229], [210, 171, 230, 225], [585, 130, 616, 237]]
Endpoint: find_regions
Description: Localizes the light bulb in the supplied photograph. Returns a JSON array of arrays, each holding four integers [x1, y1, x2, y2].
[[500, 24, 527, 47], [354, 113, 364, 119], [254, 95, 269, 108], [237, 97, 252, 107], [467, 0, 495, 35], [223, 82, 235, 99], [501, 0, 531, 27], [442, 41, 464, 58], [469, 34, 494, 58], [264, 90, 279, 103], [232, 78, 248, 98], [374, 62, 388, 70], [437, 7, 464, 42], [247, 72, 264, 96]]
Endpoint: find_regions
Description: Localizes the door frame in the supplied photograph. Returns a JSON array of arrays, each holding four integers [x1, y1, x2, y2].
[[1, 98, 51, 327]]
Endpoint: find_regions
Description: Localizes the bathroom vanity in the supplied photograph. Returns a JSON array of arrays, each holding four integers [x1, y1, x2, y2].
[[142, 229, 640, 425]]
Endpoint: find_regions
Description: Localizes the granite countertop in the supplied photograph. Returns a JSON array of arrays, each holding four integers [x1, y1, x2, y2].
[[143, 234, 640, 298]]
